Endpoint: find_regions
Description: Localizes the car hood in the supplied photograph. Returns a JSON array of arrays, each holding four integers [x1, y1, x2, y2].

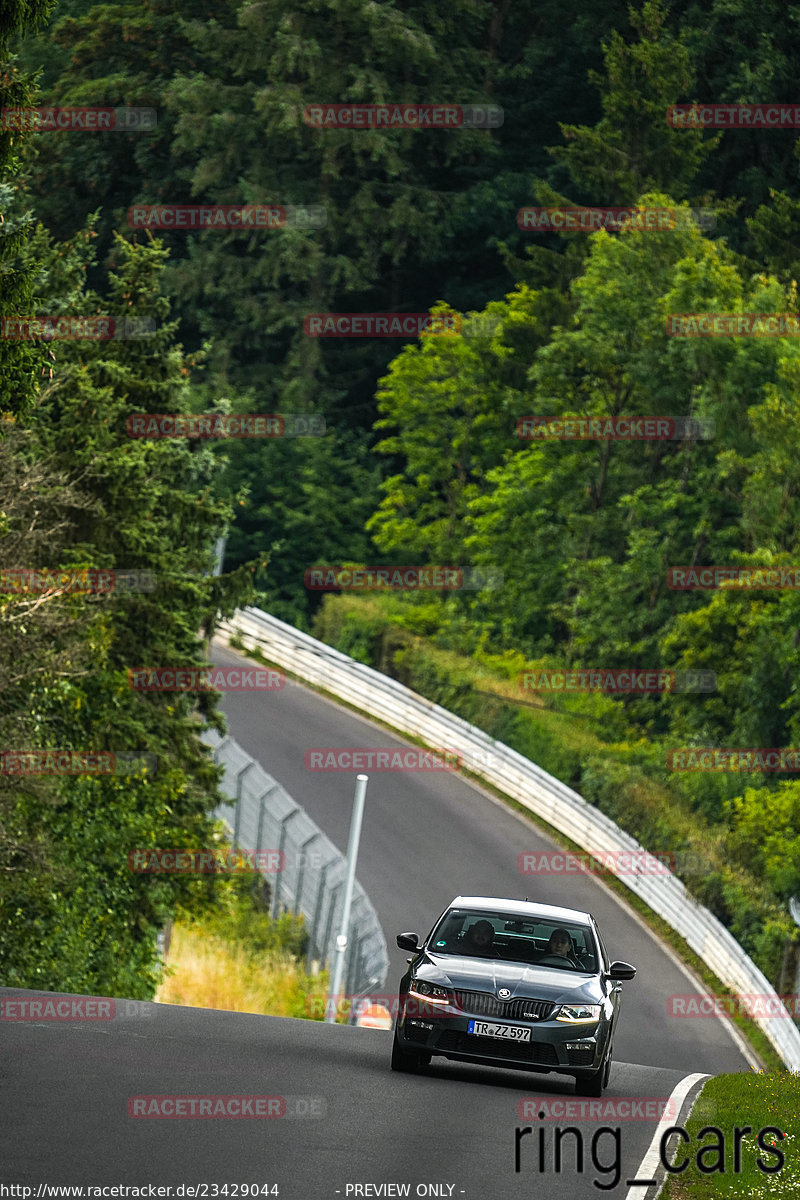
[[416, 950, 603, 1004]]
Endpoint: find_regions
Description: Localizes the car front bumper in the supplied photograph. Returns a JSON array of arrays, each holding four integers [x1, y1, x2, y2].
[[397, 1005, 609, 1076]]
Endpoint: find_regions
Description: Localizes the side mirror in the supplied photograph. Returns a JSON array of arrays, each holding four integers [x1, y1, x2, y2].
[[396, 932, 421, 953], [605, 961, 636, 981]]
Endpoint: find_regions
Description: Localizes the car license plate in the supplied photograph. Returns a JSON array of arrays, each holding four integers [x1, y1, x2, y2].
[[467, 1019, 531, 1041]]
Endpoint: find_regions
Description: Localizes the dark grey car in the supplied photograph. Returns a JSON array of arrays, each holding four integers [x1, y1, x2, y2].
[[390, 895, 636, 1096]]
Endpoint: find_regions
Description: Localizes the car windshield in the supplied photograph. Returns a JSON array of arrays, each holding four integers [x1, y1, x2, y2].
[[429, 909, 597, 971]]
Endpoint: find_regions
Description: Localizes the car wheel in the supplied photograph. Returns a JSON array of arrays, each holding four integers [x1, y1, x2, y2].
[[390, 1029, 425, 1072], [574, 1068, 604, 1097], [575, 1041, 612, 1097], [575, 1045, 611, 1098], [602, 1047, 612, 1088]]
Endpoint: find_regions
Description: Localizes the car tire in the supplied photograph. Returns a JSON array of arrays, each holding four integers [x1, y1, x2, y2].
[[575, 1041, 614, 1099], [574, 1068, 604, 1097], [575, 1045, 611, 1098], [602, 1047, 612, 1088], [390, 1029, 426, 1072]]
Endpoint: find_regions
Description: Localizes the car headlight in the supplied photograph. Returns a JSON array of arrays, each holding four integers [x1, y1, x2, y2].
[[556, 1003, 601, 1023], [408, 981, 451, 1005]]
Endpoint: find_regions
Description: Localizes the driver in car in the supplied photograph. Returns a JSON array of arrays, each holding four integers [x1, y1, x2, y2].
[[545, 928, 580, 966]]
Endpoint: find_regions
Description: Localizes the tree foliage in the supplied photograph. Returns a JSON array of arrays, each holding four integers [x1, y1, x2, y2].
[[7, 0, 800, 992]]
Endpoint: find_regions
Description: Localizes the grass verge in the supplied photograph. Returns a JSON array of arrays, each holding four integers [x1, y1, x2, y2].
[[663, 1070, 798, 1197], [155, 871, 328, 1020]]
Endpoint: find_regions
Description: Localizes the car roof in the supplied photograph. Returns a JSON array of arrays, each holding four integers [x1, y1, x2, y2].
[[447, 895, 594, 925]]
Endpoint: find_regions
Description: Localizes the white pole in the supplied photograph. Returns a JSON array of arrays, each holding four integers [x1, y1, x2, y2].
[[326, 774, 368, 1024]]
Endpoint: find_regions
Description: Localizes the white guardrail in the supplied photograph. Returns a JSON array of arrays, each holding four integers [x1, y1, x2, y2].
[[215, 606, 800, 1071]]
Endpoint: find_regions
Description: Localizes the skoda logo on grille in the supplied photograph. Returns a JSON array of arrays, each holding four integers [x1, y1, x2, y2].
[[497, 988, 511, 999]]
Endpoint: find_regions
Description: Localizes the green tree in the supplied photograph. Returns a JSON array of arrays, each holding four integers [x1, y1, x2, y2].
[[728, 782, 800, 901], [0, 0, 56, 416], [678, 0, 800, 257], [467, 198, 747, 655], [17, 0, 648, 624], [367, 300, 538, 565], [222, 425, 382, 628], [14, 0, 229, 256], [551, 0, 714, 201], [1, 224, 258, 994], [0, 427, 100, 961]]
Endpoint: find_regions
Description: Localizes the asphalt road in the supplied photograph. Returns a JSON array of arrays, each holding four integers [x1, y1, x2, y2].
[[2, 989, 711, 1198], [210, 638, 751, 1076], [0, 637, 754, 1198]]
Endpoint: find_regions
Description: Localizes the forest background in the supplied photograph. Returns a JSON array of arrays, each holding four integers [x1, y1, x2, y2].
[[2, 0, 800, 1011]]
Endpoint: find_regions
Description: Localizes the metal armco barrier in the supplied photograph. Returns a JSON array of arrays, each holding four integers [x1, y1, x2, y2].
[[213, 606, 800, 1071], [203, 728, 389, 998]]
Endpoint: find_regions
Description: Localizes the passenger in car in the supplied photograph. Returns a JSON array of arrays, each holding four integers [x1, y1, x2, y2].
[[461, 919, 496, 954]]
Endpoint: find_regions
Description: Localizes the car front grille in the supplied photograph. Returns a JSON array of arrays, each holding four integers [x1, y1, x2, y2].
[[436, 1029, 559, 1064], [452, 990, 558, 1022]]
